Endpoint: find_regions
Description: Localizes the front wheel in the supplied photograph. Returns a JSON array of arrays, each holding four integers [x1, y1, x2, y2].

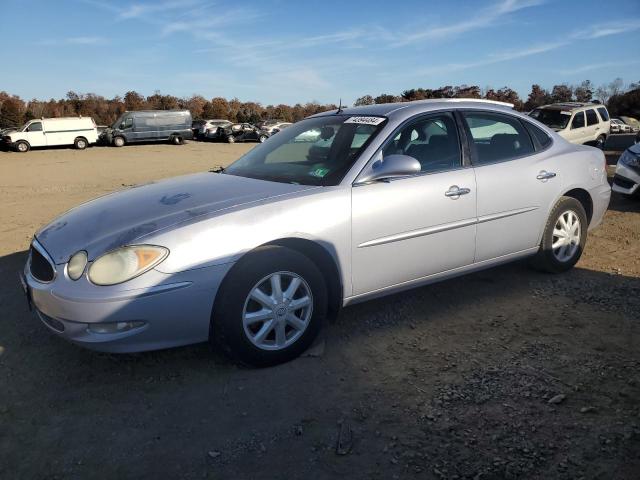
[[74, 137, 88, 150], [258, 134, 268, 143], [15, 141, 30, 152], [530, 196, 588, 273], [112, 136, 125, 147], [212, 246, 327, 367], [226, 135, 235, 143]]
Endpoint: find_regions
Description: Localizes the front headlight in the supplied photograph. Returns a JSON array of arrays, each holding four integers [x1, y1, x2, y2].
[[67, 251, 88, 280], [88, 245, 168, 286], [619, 149, 640, 168]]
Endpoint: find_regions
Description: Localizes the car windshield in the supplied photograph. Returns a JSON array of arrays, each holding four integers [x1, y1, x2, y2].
[[529, 109, 571, 130], [224, 115, 387, 186]]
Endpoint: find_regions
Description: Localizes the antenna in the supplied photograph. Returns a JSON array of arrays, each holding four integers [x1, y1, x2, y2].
[[336, 98, 343, 114]]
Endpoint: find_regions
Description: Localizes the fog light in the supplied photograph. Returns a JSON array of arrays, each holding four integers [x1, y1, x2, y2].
[[88, 321, 145, 334]]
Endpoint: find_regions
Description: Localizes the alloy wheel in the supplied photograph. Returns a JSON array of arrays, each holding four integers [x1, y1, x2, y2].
[[242, 271, 313, 351]]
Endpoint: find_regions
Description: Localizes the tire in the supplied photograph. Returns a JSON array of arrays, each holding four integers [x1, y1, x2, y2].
[[226, 135, 235, 144], [171, 135, 183, 145], [212, 246, 327, 367], [258, 134, 268, 143], [74, 137, 88, 150], [595, 134, 606, 150], [15, 141, 30, 153], [530, 196, 588, 273], [113, 136, 125, 147]]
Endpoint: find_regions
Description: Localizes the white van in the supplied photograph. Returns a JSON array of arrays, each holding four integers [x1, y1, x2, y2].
[[2, 117, 98, 152]]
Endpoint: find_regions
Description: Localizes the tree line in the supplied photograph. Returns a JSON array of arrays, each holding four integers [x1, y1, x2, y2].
[[1, 78, 638, 129]]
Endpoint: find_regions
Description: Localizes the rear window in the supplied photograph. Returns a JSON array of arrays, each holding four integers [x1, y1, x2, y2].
[[525, 122, 552, 149], [596, 107, 609, 121], [586, 109, 599, 126]]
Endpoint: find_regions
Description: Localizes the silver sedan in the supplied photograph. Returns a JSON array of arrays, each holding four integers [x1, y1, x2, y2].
[[21, 99, 611, 366]]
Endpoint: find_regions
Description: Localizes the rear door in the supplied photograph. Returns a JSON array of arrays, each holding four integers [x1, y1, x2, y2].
[[584, 108, 601, 142], [461, 110, 562, 261], [351, 111, 477, 295], [565, 111, 587, 144]]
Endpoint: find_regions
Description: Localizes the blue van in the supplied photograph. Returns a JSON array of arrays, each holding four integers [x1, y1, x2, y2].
[[101, 110, 193, 147]]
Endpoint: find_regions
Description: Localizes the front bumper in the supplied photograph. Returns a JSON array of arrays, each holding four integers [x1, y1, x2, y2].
[[612, 162, 640, 196], [21, 253, 234, 353]]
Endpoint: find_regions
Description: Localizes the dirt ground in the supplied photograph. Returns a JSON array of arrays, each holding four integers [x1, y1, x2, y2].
[[0, 142, 638, 479]]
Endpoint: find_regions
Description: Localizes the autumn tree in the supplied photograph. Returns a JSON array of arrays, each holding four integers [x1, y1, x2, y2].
[[524, 84, 551, 111], [354, 95, 374, 106], [550, 84, 573, 103]]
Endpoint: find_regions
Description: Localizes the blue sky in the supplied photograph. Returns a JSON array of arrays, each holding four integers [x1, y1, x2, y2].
[[1, 0, 639, 105]]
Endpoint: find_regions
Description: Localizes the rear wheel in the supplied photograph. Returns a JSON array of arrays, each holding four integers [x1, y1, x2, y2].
[[258, 134, 268, 143], [15, 141, 30, 152], [226, 135, 236, 143], [170, 135, 183, 145], [212, 246, 327, 367], [530, 196, 588, 273], [74, 137, 88, 150], [595, 134, 606, 150], [112, 136, 125, 147]]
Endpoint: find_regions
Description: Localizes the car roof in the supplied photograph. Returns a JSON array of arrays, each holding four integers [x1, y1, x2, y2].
[[311, 99, 516, 119], [535, 102, 604, 113]]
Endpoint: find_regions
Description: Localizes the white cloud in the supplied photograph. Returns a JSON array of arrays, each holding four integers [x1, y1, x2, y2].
[[571, 19, 640, 39], [37, 36, 108, 46]]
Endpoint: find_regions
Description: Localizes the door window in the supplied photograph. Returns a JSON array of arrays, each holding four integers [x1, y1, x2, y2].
[[462, 112, 534, 165], [120, 117, 133, 129], [586, 109, 599, 126], [596, 107, 609, 121], [382, 113, 461, 173], [26, 122, 42, 132], [571, 112, 585, 129]]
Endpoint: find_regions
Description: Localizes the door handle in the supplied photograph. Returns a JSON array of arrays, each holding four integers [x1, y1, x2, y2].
[[536, 171, 556, 180], [445, 186, 471, 197]]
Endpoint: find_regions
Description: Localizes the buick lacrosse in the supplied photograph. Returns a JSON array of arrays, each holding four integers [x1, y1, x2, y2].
[[21, 99, 611, 366]]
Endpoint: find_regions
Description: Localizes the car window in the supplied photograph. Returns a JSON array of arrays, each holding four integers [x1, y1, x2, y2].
[[571, 112, 585, 129], [462, 112, 534, 165], [121, 117, 133, 129], [26, 122, 43, 132], [586, 109, 598, 126], [225, 115, 386, 186], [383, 113, 461, 173], [597, 107, 609, 121], [525, 121, 552, 149]]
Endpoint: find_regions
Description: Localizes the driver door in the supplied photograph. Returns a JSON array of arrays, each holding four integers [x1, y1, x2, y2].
[[23, 121, 46, 147], [351, 112, 477, 295]]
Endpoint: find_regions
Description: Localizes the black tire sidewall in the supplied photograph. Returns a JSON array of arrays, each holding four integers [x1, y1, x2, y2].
[[16, 141, 29, 152], [75, 138, 87, 149], [537, 197, 588, 273], [212, 246, 327, 367], [113, 137, 125, 147]]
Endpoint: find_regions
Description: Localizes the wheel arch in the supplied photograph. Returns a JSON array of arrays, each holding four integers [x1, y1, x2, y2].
[[264, 237, 343, 320], [562, 188, 593, 225]]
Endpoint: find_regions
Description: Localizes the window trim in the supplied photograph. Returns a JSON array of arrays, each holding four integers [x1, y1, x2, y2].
[[459, 109, 538, 168], [522, 119, 554, 153], [353, 110, 468, 185]]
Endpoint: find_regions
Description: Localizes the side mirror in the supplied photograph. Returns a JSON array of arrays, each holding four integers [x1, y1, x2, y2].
[[360, 154, 421, 183]]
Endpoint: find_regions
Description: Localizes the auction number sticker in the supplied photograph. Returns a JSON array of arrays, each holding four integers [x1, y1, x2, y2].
[[344, 116, 386, 126]]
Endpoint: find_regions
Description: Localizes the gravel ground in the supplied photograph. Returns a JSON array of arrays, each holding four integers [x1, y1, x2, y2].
[[0, 142, 638, 479]]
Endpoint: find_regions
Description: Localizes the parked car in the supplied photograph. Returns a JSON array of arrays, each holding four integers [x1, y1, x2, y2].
[[21, 99, 611, 366], [100, 110, 193, 147], [194, 119, 232, 140], [528, 102, 610, 149], [218, 123, 270, 143], [202, 120, 233, 141], [612, 143, 640, 197], [610, 118, 631, 134], [2, 117, 98, 152], [261, 122, 292, 135], [619, 116, 640, 133]]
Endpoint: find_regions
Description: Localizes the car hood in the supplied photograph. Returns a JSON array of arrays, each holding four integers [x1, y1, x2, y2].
[[36, 172, 317, 264]]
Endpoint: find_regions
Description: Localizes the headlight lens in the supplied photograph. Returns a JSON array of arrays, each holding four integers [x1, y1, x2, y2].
[[88, 245, 168, 286], [67, 251, 88, 280], [619, 149, 640, 167]]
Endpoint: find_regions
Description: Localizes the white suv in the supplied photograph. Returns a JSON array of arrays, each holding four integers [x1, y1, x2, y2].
[[529, 103, 610, 149]]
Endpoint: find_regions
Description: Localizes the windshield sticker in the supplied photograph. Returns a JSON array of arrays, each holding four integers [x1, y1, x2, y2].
[[344, 116, 386, 126], [309, 167, 330, 178]]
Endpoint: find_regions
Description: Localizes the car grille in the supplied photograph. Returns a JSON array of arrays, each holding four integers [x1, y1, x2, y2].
[[30, 244, 56, 282], [613, 175, 636, 190]]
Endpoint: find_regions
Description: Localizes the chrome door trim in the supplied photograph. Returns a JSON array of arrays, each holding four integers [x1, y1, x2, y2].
[[476, 206, 539, 224], [358, 217, 477, 248]]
